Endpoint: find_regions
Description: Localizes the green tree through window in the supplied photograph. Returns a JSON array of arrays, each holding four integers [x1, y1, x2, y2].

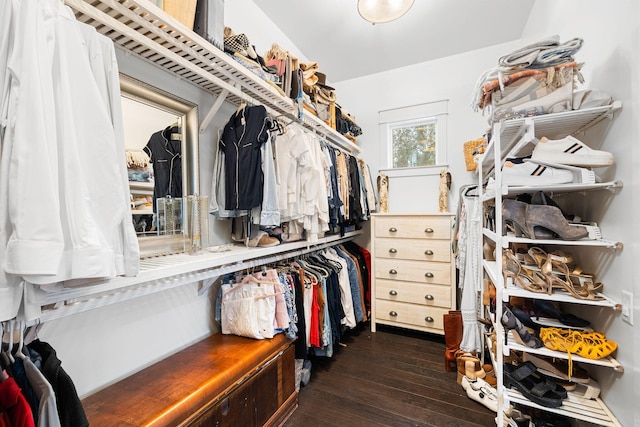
[[391, 120, 436, 168]]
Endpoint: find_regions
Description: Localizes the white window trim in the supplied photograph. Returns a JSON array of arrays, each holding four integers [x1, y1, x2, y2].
[[378, 100, 448, 169]]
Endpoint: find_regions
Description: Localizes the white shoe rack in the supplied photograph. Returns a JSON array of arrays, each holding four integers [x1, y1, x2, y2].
[[477, 103, 623, 426]]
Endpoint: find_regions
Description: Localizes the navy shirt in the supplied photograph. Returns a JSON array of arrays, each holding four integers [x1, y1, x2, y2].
[[220, 105, 270, 210], [144, 125, 182, 211]]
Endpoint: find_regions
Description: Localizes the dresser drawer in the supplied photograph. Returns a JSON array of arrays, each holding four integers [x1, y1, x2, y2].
[[375, 300, 448, 331], [374, 215, 451, 240], [374, 238, 451, 263], [375, 279, 451, 308], [375, 258, 451, 286]]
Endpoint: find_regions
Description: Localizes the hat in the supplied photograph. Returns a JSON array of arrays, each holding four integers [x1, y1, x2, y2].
[[315, 72, 334, 90]]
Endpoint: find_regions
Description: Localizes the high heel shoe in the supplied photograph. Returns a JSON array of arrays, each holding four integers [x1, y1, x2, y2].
[[533, 299, 591, 328], [527, 247, 574, 270], [502, 199, 529, 237], [503, 250, 548, 294], [525, 204, 589, 241], [510, 305, 542, 333], [541, 259, 605, 300], [501, 305, 543, 348], [530, 191, 581, 223], [502, 200, 555, 239]]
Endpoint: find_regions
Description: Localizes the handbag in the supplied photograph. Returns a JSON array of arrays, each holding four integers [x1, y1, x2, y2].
[[223, 33, 257, 59], [463, 137, 486, 172], [221, 278, 281, 339]]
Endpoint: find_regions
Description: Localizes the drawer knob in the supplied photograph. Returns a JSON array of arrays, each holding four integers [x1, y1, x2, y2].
[[424, 249, 434, 256], [425, 316, 434, 323], [425, 227, 434, 233], [389, 290, 398, 296], [425, 294, 434, 301], [389, 227, 398, 233], [425, 272, 434, 278], [389, 311, 398, 317], [389, 248, 397, 254], [389, 269, 397, 275]]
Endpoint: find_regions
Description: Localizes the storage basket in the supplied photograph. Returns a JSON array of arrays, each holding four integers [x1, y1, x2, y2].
[[463, 137, 486, 172]]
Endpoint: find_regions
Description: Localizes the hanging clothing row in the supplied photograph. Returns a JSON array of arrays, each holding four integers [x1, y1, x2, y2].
[[215, 241, 371, 357], [208, 104, 377, 244], [0, 322, 88, 427], [0, 0, 139, 322]]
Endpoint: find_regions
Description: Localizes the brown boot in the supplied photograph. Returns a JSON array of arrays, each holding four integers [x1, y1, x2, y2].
[[443, 310, 462, 372]]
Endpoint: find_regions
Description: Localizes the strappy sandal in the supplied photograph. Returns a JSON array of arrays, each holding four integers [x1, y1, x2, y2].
[[503, 250, 548, 294], [573, 331, 618, 359], [503, 362, 565, 408], [527, 247, 573, 269], [544, 272, 604, 300], [539, 327, 617, 360]]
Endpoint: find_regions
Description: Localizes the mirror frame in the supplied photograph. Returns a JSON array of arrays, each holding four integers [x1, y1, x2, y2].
[[120, 73, 200, 258]]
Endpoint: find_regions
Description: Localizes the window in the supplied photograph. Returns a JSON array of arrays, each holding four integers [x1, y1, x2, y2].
[[379, 100, 448, 172], [390, 118, 437, 168]]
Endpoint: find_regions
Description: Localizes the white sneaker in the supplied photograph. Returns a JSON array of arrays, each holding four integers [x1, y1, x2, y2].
[[531, 136, 614, 167], [501, 157, 574, 186], [461, 376, 498, 412]]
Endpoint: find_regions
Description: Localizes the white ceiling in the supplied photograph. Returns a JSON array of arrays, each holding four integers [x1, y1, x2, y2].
[[253, 0, 536, 84]]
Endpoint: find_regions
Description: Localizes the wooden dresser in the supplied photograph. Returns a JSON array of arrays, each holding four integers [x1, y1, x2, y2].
[[370, 213, 455, 334]]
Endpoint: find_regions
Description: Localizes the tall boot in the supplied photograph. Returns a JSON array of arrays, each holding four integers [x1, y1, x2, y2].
[[443, 310, 463, 372]]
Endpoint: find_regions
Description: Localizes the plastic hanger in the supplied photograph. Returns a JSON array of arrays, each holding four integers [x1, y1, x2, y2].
[[15, 321, 26, 361], [6, 320, 15, 365]]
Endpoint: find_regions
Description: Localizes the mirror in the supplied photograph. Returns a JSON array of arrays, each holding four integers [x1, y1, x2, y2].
[[120, 74, 200, 258]]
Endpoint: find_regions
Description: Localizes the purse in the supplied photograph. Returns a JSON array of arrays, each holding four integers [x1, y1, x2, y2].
[[463, 137, 486, 172], [221, 278, 282, 339]]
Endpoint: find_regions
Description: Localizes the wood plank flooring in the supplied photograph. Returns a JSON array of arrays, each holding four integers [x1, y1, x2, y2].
[[284, 324, 496, 427]]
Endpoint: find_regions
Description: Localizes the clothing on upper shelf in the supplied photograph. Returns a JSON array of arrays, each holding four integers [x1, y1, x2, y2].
[[209, 111, 377, 244], [0, 0, 139, 322], [144, 125, 183, 211]]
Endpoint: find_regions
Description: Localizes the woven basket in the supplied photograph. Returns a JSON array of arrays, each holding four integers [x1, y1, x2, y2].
[[463, 137, 486, 172], [163, 0, 197, 29]]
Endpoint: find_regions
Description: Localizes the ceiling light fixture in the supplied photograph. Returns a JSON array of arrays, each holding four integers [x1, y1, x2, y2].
[[357, 0, 415, 24]]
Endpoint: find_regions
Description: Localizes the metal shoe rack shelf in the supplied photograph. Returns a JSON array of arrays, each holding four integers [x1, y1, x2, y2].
[[26, 0, 364, 324], [478, 103, 623, 427]]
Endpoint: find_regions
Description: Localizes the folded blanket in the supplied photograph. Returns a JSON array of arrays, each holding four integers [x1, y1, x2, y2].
[[498, 35, 560, 68]]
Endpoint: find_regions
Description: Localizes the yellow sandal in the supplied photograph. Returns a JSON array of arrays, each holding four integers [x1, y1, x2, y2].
[[540, 327, 617, 360]]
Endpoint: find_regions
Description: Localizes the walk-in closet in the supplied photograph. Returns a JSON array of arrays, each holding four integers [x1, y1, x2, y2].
[[1, 1, 637, 426]]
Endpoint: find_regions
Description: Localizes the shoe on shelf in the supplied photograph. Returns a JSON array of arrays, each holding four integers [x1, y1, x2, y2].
[[539, 327, 617, 360], [502, 199, 556, 239], [247, 231, 280, 247], [525, 204, 590, 241], [533, 299, 590, 328], [530, 191, 582, 223], [501, 304, 543, 348], [503, 362, 565, 408], [501, 156, 575, 186], [522, 352, 591, 384], [531, 135, 614, 167]]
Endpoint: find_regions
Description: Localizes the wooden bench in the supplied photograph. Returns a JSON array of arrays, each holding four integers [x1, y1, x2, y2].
[[82, 333, 297, 426]]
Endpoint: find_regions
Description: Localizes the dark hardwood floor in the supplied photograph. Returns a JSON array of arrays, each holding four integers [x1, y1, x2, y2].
[[284, 323, 496, 427]]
